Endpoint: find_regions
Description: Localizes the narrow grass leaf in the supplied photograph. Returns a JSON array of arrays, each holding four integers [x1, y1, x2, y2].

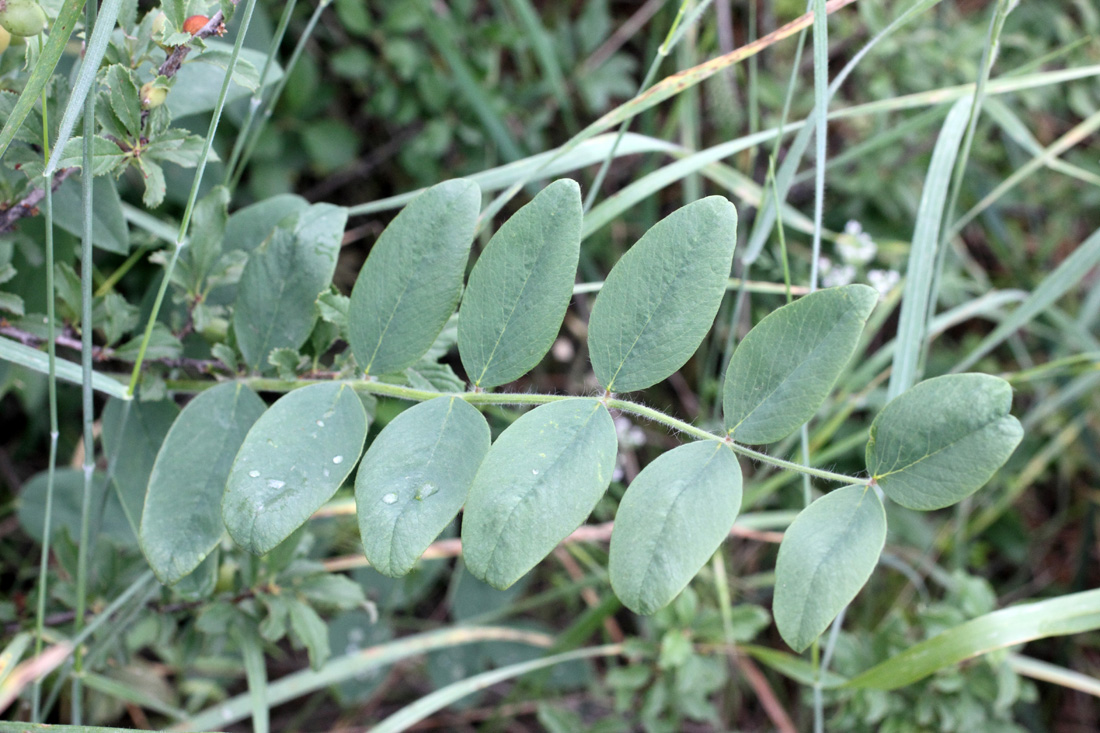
[[867, 373, 1022, 510], [723, 284, 876, 444], [234, 204, 345, 371], [356, 397, 489, 577], [888, 97, 972, 398], [459, 179, 581, 388], [462, 399, 617, 589], [610, 440, 742, 615], [588, 197, 737, 393], [846, 588, 1100, 690], [348, 179, 480, 376], [955, 226, 1100, 372], [223, 382, 368, 555], [140, 382, 265, 585], [371, 645, 621, 733], [774, 484, 886, 653], [0, 337, 128, 399]]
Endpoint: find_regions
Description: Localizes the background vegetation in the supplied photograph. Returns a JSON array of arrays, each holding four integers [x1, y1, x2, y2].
[[1, 0, 1099, 730]]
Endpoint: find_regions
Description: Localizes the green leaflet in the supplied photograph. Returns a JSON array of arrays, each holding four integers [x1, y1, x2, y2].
[[233, 203, 346, 371], [101, 398, 181, 536], [462, 398, 617, 589], [356, 397, 490, 577], [223, 382, 368, 555], [723, 285, 877, 444], [773, 484, 886, 653], [53, 175, 129, 254], [867, 373, 1023, 510], [140, 382, 266, 585], [458, 179, 581, 388], [17, 469, 134, 548], [609, 440, 742, 615], [587, 197, 737, 393], [349, 179, 481, 376]]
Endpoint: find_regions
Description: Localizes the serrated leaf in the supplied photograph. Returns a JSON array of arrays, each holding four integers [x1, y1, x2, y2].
[[356, 397, 489, 577], [773, 484, 886, 653], [233, 204, 346, 371], [287, 598, 331, 670], [140, 382, 266, 585], [723, 285, 877, 444], [458, 179, 581, 388], [348, 180, 480, 376], [105, 64, 142, 139], [223, 382, 368, 555], [462, 398, 617, 589], [866, 373, 1023, 510], [588, 197, 737, 393], [610, 440, 742, 615]]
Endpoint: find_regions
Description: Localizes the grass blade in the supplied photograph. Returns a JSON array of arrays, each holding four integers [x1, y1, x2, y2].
[[0, 337, 129, 399]]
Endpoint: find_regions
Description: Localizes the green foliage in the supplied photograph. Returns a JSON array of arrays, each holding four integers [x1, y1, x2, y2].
[[2, 0, 1098, 729], [588, 196, 737, 392]]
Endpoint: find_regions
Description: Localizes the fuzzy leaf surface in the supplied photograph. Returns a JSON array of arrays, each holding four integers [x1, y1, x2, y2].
[[723, 285, 877, 444], [462, 399, 617, 589], [223, 382, 368, 554], [349, 179, 480, 376], [459, 179, 581, 388], [141, 382, 266, 584], [356, 397, 490, 577], [610, 440, 742, 615], [588, 197, 737, 392], [866, 373, 1023, 510], [773, 484, 886, 653]]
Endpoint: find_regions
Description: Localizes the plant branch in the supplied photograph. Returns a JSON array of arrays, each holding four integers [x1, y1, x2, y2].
[[164, 376, 870, 485], [0, 168, 78, 235]]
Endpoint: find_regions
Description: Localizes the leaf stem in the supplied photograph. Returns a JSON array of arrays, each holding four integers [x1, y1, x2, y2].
[[165, 377, 868, 485]]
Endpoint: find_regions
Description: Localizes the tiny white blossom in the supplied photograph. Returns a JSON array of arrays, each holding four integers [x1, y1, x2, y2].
[[837, 219, 877, 265], [868, 268, 900, 298], [823, 263, 856, 288]]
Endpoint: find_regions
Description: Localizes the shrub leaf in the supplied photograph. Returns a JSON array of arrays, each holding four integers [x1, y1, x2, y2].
[[223, 382, 368, 554], [462, 398, 617, 589], [723, 284, 877, 444], [774, 484, 886, 653], [610, 440, 742, 615], [234, 204, 346, 371], [141, 382, 266, 584], [866, 373, 1023, 510], [349, 179, 480, 376], [458, 179, 581, 388], [356, 397, 490, 577], [588, 196, 737, 393]]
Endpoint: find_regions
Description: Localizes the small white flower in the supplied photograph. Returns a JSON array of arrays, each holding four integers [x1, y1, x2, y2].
[[867, 269, 900, 298], [823, 263, 856, 288], [837, 220, 877, 265]]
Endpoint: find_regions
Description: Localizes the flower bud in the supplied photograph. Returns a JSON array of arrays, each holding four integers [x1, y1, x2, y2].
[[0, 0, 48, 38], [141, 81, 169, 109]]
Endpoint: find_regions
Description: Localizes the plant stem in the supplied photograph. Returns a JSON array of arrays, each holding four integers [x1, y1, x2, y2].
[[126, 0, 260, 395], [72, 0, 99, 720], [164, 377, 869, 485]]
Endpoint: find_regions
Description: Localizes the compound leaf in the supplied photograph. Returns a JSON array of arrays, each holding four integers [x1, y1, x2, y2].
[[610, 440, 742, 615], [356, 397, 490, 577], [723, 284, 877, 444], [223, 382, 368, 555], [141, 382, 266, 585], [773, 484, 886, 653], [588, 197, 737, 393], [866, 373, 1023, 510], [459, 179, 581, 388], [462, 398, 617, 589], [349, 179, 480, 376]]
